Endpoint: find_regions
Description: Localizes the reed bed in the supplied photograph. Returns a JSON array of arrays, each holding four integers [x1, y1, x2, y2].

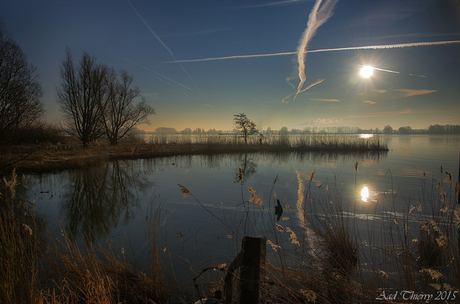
[[148, 133, 388, 152], [1, 133, 386, 174]]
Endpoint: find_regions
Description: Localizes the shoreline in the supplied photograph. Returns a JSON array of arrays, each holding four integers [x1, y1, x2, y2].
[[0, 141, 388, 174]]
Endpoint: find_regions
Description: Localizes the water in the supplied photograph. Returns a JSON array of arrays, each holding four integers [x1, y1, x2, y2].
[[22, 134, 460, 290]]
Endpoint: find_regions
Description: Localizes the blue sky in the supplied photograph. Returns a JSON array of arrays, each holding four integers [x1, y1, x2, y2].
[[1, 0, 459, 132]]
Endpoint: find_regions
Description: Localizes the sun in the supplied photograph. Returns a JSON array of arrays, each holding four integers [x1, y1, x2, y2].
[[360, 65, 374, 78]]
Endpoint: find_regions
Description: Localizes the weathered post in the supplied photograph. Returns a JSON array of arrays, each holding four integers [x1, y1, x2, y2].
[[239, 236, 266, 304]]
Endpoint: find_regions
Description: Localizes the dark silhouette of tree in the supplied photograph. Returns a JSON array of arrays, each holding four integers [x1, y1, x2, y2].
[[234, 113, 258, 144], [383, 125, 393, 134], [0, 24, 43, 143], [103, 69, 155, 145], [398, 126, 412, 134], [57, 49, 108, 147]]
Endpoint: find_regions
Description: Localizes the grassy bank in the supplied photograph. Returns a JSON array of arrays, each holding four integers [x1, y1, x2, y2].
[[0, 133, 387, 174], [1, 162, 458, 303]]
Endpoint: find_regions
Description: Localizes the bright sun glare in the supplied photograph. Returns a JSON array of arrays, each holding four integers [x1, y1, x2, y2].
[[360, 66, 374, 78], [360, 186, 370, 202]]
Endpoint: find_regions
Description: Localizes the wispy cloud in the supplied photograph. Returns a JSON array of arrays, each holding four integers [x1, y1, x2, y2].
[[127, 0, 199, 90], [348, 108, 445, 118], [295, 118, 341, 126], [393, 89, 437, 97], [363, 100, 377, 105], [282, 78, 325, 103], [241, 0, 308, 8], [308, 118, 341, 124], [369, 88, 437, 98], [168, 40, 460, 63], [104, 50, 192, 90], [348, 109, 413, 118], [293, 0, 338, 100], [311, 98, 340, 102]]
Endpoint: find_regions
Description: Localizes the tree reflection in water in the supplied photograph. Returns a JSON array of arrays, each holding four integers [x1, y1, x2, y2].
[[234, 153, 257, 184], [61, 160, 152, 245]]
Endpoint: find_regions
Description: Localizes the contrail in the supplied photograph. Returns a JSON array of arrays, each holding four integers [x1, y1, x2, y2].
[[358, 64, 400, 74], [127, 0, 199, 90], [294, 0, 338, 100], [168, 40, 460, 63], [104, 50, 192, 90]]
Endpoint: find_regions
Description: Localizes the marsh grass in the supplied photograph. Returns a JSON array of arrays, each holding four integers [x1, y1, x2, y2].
[[0, 169, 165, 304], [173, 164, 458, 303], [0, 169, 44, 303], [148, 133, 388, 153], [2, 156, 458, 303]]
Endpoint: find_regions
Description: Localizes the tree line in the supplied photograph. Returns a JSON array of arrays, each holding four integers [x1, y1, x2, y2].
[[383, 125, 460, 134], [1, 24, 154, 146]]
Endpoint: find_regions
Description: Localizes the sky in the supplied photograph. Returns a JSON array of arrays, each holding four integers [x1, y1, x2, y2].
[[1, 0, 460, 132]]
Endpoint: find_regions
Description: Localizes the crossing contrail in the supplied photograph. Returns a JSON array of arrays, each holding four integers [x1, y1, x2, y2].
[[167, 40, 460, 63], [104, 50, 193, 90], [358, 64, 400, 74], [127, 0, 199, 90]]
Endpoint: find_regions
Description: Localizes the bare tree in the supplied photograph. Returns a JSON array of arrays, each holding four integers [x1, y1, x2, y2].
[[0, 24, 43, 143], [56, 49, 108, 147], [234, 113, 258, 144], [103, 69, 155, 145]]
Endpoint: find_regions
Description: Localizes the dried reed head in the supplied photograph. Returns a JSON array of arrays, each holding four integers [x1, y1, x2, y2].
[[248, 187, 262, 205], [178, 184, 190, 197], [238, 167, 243, 183]]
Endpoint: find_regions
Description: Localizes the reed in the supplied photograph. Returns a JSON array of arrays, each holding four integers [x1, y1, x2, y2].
[[0, 169, 165, 304], [2, 158, 457, 303], [0, 169, 43, 303], [174, 164, 458, 303]]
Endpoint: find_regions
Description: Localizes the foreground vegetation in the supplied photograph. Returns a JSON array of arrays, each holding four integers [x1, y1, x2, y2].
[[1, 160, 458, 303]]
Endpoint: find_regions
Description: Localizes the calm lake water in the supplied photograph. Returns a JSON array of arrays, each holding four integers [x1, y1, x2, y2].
[[23, 134, 460, 287]]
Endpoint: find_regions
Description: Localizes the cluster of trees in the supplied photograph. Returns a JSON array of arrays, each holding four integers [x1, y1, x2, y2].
[[0, 24, 155, 147], [57, 49, 155, 146], [427, 124, 460, 134], [0, 24, 44, 143], [383, 124, 460, 134]]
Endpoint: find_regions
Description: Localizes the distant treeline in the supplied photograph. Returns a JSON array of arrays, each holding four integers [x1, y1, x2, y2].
[[425, 124, 460, 134], [383, 124, 460, 134], [152, 124, 460, 135]]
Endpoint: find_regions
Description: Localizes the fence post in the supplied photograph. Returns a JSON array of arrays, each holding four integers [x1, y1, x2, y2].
[[239, 236, 266, 304]]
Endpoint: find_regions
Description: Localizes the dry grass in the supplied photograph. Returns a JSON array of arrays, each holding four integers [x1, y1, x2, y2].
[[2, 154, 457, 303], [0, 169, 165, 304], [175, 165, 459, 303]]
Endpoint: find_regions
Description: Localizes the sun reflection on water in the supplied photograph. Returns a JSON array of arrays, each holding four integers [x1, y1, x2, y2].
[[360, 134, 374, 139], [360, 186, 370, 202]]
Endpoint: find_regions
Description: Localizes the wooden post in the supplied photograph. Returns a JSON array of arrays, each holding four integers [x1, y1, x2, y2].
[[239, 236, 266, 304]]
